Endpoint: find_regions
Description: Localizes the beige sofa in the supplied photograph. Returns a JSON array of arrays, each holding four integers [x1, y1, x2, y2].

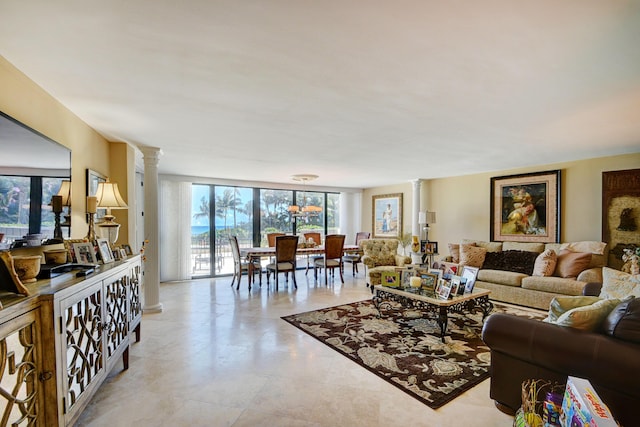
[[361, 239, 412, 287], [437, 240, 608, 310]]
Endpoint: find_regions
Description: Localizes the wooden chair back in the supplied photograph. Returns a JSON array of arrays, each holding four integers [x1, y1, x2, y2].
[[229, 235, 241, 263], [303, 232, 322, 245], [275, 235, 298, 263], [267, 232, 285, 247], [355, 231, 370, 246], [324, 234, 346, 260]]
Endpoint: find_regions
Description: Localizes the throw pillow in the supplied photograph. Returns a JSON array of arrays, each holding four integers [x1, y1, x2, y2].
[[532, 249, 557, 277], [448, 243, 461, 263], [601, 297, 640, 344], [459, 244, 487, 268], [481, 250, 539, 275], [599, 267, 640, 299], [553, 250, 592, 278], [546, 296, 603, 323], [551, 298, 621, 331]]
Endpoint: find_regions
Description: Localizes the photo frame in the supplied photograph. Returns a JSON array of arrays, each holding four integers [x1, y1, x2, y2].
[[372, 193, 403, 238], [450, 275, 463, 296], [381, 271, 400, 288], [122, 244, 133, 256], [420, 240, 438, 254], [461, 266, 479, 293], [397, 269, 413, 288], [96, 238, 114, 264], [436, 280, 452, 300], [72, 242, 98, 264], [86, 169, 107, 221], [490, 170, 560, 243], [420, 272, 439, 291]]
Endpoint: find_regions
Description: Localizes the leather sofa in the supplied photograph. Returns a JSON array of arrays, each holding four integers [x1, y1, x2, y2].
[[481, 283, 639, 427], [437, 240, 607, 310]]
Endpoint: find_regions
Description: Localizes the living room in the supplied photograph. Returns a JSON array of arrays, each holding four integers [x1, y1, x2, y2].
[[2, 2, 640, 426]]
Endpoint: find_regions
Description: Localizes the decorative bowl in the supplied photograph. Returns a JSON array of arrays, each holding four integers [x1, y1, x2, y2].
[[13, 255, 42, 283], [44, 249, 68, 265]]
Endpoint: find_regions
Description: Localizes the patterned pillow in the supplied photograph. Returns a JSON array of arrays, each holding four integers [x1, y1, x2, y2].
[[600, 267, 640, 299], [553, 250, 592, 278], [448, 243, 461, 263], [532, 249, 557, 277], [459, 245, 487, 268]]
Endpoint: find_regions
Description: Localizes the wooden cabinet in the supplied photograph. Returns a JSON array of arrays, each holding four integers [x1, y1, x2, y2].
[[0, 255, 142, 426]]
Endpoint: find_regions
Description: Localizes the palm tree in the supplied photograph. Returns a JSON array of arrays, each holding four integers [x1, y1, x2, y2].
[[215, 188, 241, 233], [193, 196, 210, 222]]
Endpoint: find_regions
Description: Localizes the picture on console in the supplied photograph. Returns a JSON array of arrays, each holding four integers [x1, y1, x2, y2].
[[490, 170, 560, 243]]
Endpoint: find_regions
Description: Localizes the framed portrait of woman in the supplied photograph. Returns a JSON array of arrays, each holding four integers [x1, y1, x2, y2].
[[372, 193, 403, 238]]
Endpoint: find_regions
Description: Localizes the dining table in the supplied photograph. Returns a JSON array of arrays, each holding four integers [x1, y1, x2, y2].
[[240, 244, 360, 279]]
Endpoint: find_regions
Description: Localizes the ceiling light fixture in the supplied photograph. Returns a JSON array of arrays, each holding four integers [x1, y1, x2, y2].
[[288, 174, 321, 219]]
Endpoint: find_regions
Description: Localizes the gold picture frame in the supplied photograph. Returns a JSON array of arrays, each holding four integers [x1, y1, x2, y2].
[[372, 193, 403, 238]]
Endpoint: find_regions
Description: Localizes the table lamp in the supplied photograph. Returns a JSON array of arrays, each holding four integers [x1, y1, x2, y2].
[[96, 180, 128, 245]]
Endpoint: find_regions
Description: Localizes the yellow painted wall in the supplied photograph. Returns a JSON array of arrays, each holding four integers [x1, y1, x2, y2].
[[364, 153, 640, 251], [0, 55, 131, 242]]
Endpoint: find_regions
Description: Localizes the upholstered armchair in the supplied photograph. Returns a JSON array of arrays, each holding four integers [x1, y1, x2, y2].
[[361, 239, 412, 286]]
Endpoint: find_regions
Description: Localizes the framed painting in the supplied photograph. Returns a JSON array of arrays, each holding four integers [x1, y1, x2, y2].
[[86, 168, 107, 221], [602, 168, 640, 269], [372, 193, 403, 238], [490, 170, 560, 243]]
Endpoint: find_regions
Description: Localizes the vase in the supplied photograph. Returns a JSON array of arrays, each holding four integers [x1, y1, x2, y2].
[[411, 236, 420, 253]]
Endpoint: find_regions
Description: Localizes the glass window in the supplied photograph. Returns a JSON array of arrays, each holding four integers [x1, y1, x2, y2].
[[191, 184, 211, 276], [190, 184, 340, 278], [327, 193, 340, 234], [260, 189, 293, 245]]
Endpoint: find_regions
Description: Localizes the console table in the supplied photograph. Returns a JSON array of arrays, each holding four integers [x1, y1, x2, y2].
[[0, 255, 142, 426], [372, 285, 492, 342]]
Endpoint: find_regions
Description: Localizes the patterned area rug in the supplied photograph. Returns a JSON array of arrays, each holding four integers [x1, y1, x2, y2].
[[282, 299, 545, 409]]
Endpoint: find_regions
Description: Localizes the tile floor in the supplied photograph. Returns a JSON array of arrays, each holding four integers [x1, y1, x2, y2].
[[75, 269, 514, 426]]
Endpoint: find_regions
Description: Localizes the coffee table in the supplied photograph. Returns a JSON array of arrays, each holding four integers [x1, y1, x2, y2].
[[371, 285, 493, 342]]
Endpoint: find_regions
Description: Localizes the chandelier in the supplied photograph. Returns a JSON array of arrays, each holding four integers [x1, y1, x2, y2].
[[288, 174, 321, 218]]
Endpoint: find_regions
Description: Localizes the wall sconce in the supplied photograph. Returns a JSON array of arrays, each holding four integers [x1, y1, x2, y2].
[[96, 180, 128, 245]]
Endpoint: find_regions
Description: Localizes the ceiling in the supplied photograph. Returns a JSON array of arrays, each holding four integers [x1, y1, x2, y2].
[[1, 1, 639, 189]]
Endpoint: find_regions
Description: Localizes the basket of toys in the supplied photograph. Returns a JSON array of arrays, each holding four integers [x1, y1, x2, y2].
[[514, 379, 565, 427]]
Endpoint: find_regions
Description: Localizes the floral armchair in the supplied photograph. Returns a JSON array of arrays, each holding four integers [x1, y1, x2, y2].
[[361, 239, 412, 286]]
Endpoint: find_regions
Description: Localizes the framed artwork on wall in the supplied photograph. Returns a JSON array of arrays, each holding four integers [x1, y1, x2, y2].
[[86, 168, 107, 221], [602, 168, 640, 269], [490, 170, 560, 243], [372, 193, 403, 238]]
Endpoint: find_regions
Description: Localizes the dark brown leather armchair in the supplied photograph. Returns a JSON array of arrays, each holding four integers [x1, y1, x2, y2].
[[481, 283, 639, 427]]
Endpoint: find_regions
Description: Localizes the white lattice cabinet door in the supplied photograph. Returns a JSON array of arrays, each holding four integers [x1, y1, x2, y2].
[[0, 308, 46, 426]]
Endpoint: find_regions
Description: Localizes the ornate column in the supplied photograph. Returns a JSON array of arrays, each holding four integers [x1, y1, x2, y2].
[[140, 146, 163, 313], [410, 179, 423, 263]]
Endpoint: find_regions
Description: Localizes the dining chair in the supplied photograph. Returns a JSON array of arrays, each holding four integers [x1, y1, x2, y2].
[[314, 234, 345, 285], [303, 231, 322, 275], [342, 231, 370, 276], [229, 235, 261, 290], [266, 235, 298, 290], [267, 232, 285, 247]]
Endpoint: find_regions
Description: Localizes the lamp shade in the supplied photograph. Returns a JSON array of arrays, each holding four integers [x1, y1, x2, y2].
[[56, 180, 72, 206], [96, 181, 128, 209], [418, 211, 427, 224], [426, 211, 436, 224]]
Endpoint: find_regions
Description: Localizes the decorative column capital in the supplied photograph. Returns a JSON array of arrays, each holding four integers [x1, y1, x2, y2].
[[139, 146, 163, 166]]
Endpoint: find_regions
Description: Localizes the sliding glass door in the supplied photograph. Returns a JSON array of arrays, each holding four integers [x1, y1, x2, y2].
[[191, 183, 339, 278]]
